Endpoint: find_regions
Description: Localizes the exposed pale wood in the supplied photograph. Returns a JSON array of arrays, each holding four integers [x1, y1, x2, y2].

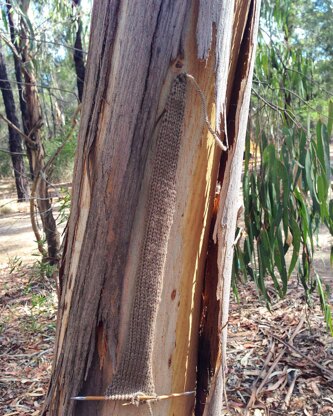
[[43, 0, 261, 415], [206, 1, 262, 414], [195, 2, 255, 413]]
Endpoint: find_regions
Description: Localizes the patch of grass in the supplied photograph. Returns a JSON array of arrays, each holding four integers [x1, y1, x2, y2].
[[8, 255, 23, 274], [31, 258, 58, 280], [45, 133, 77, 183]]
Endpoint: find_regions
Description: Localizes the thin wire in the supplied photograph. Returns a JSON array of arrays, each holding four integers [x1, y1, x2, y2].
[[16, 35, 88, 55], [0, 147, 27, 156], [185, 74, 228, 152], [0, 78, 78, 98]]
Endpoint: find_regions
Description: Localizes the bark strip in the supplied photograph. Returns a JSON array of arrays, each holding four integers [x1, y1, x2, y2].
[[202, 1, 262, 414]]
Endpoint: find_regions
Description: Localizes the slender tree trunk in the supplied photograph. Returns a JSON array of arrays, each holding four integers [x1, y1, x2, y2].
[[72, 0, 86, 102], [43, 1, 260, 415], [23, 60, 60, 263], [6, 0, 34, 178], [18, 15, 60, 263], [0, 42, 29, 202]]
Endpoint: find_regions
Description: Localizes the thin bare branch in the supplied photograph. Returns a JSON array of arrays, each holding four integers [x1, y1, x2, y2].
[[0, 112, 36, 147], [251, 88, 306, 131]]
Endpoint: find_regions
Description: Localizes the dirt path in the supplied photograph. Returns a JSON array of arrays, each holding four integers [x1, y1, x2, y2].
[[0, 206, 36, 265], [0, 180, 67, 266]]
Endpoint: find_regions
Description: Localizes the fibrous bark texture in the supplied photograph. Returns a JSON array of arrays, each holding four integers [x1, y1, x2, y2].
[[0, 42, 29, 202], [44, 3, 193, 413], [43, 1, 261, 415], [198, 1, 261, 414]]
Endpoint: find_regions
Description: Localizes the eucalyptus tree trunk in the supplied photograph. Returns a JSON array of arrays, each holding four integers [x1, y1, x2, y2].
[[6, 0, 33, 178], [0, 42, 29, 202], [43, 1, 261, 415], [18, 12, 60, 263]]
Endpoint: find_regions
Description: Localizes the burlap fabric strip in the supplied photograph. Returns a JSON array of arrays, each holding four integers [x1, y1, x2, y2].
[[106, 74, 187, 400]]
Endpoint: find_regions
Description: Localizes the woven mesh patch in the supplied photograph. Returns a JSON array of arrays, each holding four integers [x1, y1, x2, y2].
[[105, 74, 187, 400]]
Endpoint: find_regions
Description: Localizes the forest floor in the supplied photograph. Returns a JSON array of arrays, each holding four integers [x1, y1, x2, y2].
[[0, 179, 332, 415], [224, 279, 333, 416], [0, 179, 66, 415]]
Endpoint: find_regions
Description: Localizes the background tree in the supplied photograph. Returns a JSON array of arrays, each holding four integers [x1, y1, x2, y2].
[[6, 0, 33, 176], [293, 0, 333, 93], [17, 0, 60, 263], [43, 1, 261, 415], [0, 41, 29, 201], [0, 0, 90, 180], [0, 0, 90, 262]]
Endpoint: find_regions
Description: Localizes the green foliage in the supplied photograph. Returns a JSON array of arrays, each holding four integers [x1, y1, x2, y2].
[[233, 0, 333, 330], [0, 153, 13, 177], [56, 187, 71, 226], [21, 282, 56, 333], [0, 0, 91, 181], [235, 117, 332, 299], [32, 256, 58, 279], [45, 131, 78, 183], [8, 255, 22, 274], [316, 273, 333, 333]]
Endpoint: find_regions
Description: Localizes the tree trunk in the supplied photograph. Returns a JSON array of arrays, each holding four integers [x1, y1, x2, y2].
[[19, 17, 60, 264], [198, 1, 261, 413], [43, 1, 260, 415], [0, 42, 29, 202], [72, 0, 86, 103], [6, 0, 34, 178]]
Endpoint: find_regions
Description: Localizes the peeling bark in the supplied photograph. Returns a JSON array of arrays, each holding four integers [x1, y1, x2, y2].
[[43, 1, 261, 415], [195, 2, 261, 413], [201, 1, 261, 414]]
